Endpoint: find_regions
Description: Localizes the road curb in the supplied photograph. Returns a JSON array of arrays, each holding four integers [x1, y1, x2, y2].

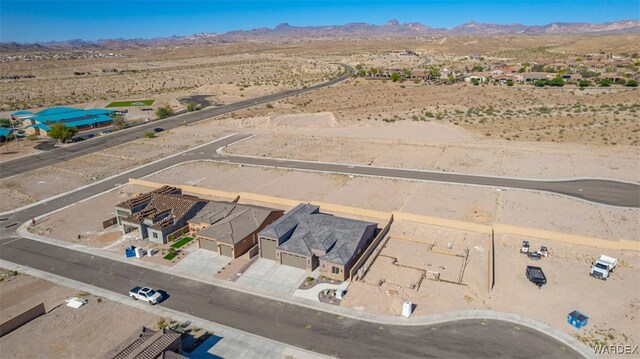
[[14, 227, 594, 358]]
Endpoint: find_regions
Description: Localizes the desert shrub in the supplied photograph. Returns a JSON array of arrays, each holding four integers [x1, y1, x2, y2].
[[144, 131, 156, 138], [155, 105, 174, 119], [578, 80, 591, 87], [625, 79, 638, 87]]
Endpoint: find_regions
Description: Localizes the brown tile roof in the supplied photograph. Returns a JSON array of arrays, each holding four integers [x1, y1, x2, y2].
[[117, 186, 181, 209], [108, 327, 182, 359], [127, 194, 207, 230], [194, 202, 282, 245]]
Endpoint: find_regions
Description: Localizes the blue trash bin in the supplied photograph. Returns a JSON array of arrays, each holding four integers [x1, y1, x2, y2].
[[125, 246, 136, 258]]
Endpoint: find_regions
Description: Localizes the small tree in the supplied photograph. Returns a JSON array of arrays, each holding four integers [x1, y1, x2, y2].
[[186, 102, 198, 112], [112, 115, 127, 129], [506, 79, 514, 86], [471, 78, 480, 86], [390, 72, 401, 82], [599, 78, 613, 87], [625, 79, 638, 87], [155, 105, 174, 119], [546, 77, 565, 87], [48, 123, 77, 143]]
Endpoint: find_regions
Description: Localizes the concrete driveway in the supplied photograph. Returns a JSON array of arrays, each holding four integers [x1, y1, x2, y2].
[[236, 258, 309, 296], [172, 249, 232, 277]]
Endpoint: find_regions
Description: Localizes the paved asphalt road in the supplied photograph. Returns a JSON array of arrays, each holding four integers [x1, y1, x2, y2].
[[0, 134, 586, 357], [217, 151, 640, 208], [0, 64, 354, 180], [0, 238, 581, 358]]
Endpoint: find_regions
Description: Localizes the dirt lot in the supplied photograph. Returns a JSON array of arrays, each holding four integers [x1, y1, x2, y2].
[[0, 270, 157, 358], [222, 119, 639, 181], [144, 161, 638, 241], [342, 221, 640, 348]]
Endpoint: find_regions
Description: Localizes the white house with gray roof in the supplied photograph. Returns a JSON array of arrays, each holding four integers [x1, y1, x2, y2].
[[257, 203, 378, 281]]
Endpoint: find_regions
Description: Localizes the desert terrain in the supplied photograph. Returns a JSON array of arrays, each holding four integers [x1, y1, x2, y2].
[[0, 269, 159, 358], [1, 34, 639, 355]]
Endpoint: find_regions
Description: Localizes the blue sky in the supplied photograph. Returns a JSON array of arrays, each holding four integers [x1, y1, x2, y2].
[[2, 0, 638, 43]]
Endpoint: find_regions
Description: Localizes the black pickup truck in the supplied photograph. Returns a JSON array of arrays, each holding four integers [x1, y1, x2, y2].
[[526, 266, 547, 288]]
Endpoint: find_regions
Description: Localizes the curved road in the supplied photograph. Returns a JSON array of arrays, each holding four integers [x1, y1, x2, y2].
[[0, 64, 355, 180], [0, 135, 586, 358]]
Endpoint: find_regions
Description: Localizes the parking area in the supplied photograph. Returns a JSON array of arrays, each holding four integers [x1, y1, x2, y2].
[[172, 248, 233, 278], [236, 258, 309, 296]]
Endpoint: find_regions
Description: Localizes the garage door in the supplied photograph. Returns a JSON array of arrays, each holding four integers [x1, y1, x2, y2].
[[260, 238, 277, 260], [220, 244, 233, 257], [199, 238, 217, 251], [281, 252, 307, 269]]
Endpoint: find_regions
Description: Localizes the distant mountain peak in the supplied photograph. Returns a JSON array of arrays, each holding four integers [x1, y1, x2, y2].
[[3, 19, 638, 51]]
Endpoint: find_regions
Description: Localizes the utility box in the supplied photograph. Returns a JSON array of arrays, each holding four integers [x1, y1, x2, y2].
[[567, 310, 589, 329], [125, 246, 136, 258], [134, 247, 144, 259], [402, 301, 414, 318]]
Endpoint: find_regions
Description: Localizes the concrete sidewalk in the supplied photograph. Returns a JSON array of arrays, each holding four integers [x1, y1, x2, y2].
[[12, 225, 596, 358]]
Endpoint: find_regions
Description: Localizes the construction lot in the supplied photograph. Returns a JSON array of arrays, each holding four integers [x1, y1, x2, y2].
[[0, 270, 158, 358]]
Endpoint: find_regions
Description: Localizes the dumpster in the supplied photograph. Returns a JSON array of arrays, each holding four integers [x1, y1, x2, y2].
[[125, 246, 136, 258], [567, 310, 589, 329]]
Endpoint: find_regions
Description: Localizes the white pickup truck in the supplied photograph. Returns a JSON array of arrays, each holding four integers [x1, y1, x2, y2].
[[590, 255, 617, 280], [129, 286, 163, 304]]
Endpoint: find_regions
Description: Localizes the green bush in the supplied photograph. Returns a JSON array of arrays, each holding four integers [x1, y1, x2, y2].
[[625, 79, 638, 87], [144, 131, 156, 138], [187, 102, 198, 112], [578, 80, 591, 87], [155, 105, 175, 119], [534, 80, 546, 87], [506, 79, 514, 86]]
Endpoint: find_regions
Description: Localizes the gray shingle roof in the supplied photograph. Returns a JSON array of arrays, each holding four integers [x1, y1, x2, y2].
[[194, 201, 282, 245], [260, 203, 377, 265]]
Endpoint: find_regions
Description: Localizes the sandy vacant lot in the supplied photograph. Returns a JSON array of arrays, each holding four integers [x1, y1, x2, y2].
[[0, 271, 157, 358], [222, 117, 639, 181], [342, 221, 640, 348], [145, 161, 639, 241]]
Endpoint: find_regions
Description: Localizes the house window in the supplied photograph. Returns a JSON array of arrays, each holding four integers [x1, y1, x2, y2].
[[152, 232, 158, 239], [332, 266, 340, 274]]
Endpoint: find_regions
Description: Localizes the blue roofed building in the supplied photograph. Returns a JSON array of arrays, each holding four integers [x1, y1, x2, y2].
[[13, 107, 115, 136]]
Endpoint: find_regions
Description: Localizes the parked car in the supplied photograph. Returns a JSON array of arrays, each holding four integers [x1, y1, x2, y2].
[[99, 130, 112, 136], [129, 286, 162, 305], [526, 265, 547, 288], [590, 255, 617, 280], [73, 136, 85, 142], [87, 133, 95, 139], [520, 240, 530, 253], [528, 252, 542, 260], [153, 127, 164, 133]]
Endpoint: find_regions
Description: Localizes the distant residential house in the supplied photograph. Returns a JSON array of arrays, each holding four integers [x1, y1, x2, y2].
[[598, 73, 625, 82], [257, 204, 378, 281], [439, 68, 454, 80], [189, 201, 284, 258], [410, 69, 431, 80], [493, 74, 518, 83], [107, 326, 185, 359], [463, 73, 487, 83], [561, 73, 583, 82], [524, 72, 552, 83], [115, 186, 207, 244]]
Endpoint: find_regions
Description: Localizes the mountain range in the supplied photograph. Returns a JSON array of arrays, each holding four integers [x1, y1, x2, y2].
[[2, 19, 639, 51]]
